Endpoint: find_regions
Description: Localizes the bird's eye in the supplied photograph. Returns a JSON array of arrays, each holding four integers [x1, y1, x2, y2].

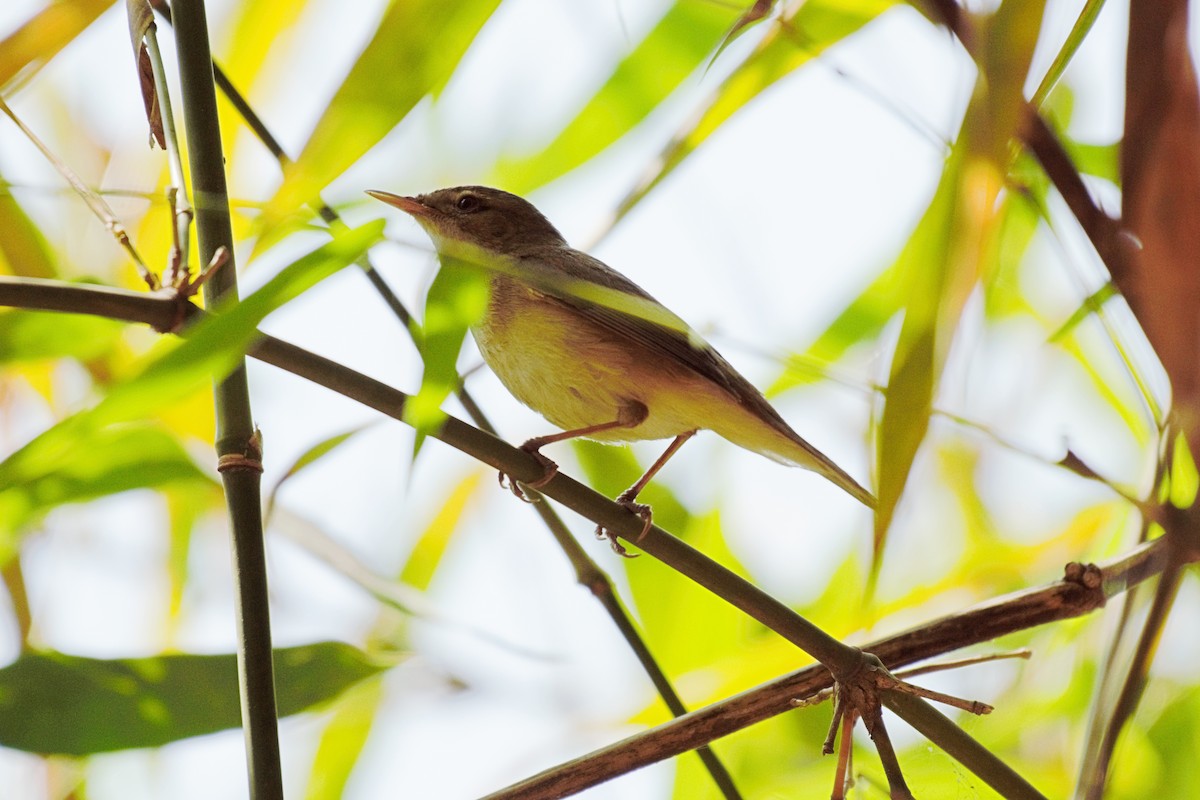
[[456, 194, 481, 212]]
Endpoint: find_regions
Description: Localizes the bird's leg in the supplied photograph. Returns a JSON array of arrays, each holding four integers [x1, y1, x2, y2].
[[598, 430, 696, 552], [501, 401, 649, 502]]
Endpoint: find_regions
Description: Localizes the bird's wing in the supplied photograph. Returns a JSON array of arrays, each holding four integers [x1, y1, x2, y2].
[[512, 246, 875, 507], [514, 247, 796, 435]]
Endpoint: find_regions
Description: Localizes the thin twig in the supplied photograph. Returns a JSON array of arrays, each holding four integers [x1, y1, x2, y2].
[[0, 97, 156, 287], [142, 25, 194, 288]]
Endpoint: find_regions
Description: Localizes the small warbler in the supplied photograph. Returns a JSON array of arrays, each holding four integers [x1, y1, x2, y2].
[[368, 186, 874, 543]]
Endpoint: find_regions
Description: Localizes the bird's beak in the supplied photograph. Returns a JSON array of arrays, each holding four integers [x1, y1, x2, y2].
[[366, 190, 431, 218]]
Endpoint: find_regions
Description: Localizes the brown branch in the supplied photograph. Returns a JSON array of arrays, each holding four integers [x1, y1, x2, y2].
[[482, 543, 1168, 799], [0, 278, 1179, 798]]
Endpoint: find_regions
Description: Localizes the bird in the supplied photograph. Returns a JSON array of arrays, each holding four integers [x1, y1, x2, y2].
[[368, 186, 874, 548]]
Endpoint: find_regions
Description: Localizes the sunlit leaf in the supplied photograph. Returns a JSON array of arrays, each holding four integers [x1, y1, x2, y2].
[[0, 642, 388, 755], [265, 424, 375, 520], [400, 469, 485, 591], [766, 261, 900, 396], [163, 483, 219, 631], [0, 422, 209, 561], [0, 0, 116, 89], [872, 166, 958, 570], [302, 471, 488, 800], [492, 0, 738, 193], [0, 184, 57, 278], [1167, 430, 1198, 509], [215, 0, 312, 219], [0, 309, 123, 363], [626, 512, 748, 677], [404, 258, 489, 452], [303, 677, 386, 800], [1138, 686, 1200, 798], [872, 0, 1046, 581], [93, 220, 383, 427], [1065, 139, 1120, 186], [1049, 283, 1118, 342], [219, 0, 309, 94], [613, 0, 895, 221], [266, 0, 501, 224], [1055, 329, 1153, 447], [983, 186, 1042, 321], [1030, 0, 1106, 108], [0, 223, 380, 559]]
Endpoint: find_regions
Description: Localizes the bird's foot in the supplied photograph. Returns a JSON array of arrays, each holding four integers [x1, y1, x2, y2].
[[498, 447, 559, 503], [594, 490, 653, 557]]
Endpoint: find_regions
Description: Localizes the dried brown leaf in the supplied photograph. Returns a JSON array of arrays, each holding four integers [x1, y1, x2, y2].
[[125, 0, 165, 149]]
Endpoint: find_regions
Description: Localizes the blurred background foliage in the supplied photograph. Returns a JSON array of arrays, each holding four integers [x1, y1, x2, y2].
[[0, 0, 1197, 798]]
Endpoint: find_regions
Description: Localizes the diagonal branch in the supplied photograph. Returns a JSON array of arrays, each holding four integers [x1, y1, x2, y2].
[[2, 277, 1180, 798]]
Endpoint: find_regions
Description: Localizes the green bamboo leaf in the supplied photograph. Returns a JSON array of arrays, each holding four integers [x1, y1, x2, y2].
[[625, 510, 747, 675], [979, 0, 1047, 160], [0, 0, 115, 89], [264, 424, 375, 520], [612, 0, 894, 220], [574, 439, 690, 537], [1167, 430, 1198, 509], [265, 0, 501, 224], [0, 423, 210, 561], [0, 642, 388, 755], [1030, 0, 1106, 108], [766, 261, 901, 396], [1048, 283, 1118, 342], [872, 0, 1046, 580], [304, 470, 487, 800], [1142, 687, 1200, 798], [303, 678, 386, 800], [0, 184, 56, 278], [982, 186, 1042, 320], [0, 223, 380, 559], [404, 258, 489, 452], [492, 0, 738, 193], [219, 0, 309, 90], [92, 220, 383, 427], [872, 154, 989, 580], [1065, 139, 1120, 186], [164, 483, 218, 624], [399, 469, 484, 591], [0, 309, 123, 363]]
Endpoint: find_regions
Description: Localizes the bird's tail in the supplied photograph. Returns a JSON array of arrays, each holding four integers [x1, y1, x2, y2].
[[713, 415, 875, 508]]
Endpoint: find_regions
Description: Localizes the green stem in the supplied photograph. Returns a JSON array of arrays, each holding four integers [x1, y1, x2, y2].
[[169, 2, 281, 798], [147, 13, 745, 795]]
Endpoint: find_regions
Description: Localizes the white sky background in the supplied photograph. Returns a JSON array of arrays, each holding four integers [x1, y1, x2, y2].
[[4, 1, 1196, 799]]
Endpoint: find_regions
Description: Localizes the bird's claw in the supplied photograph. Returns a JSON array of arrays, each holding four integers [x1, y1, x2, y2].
[[594, 491, 653, 557], [498, 449, 559, 503]]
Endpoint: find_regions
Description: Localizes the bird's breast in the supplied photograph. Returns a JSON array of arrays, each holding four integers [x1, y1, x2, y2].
[[471, 275, 766, 444], [472, 276, 638, 433]]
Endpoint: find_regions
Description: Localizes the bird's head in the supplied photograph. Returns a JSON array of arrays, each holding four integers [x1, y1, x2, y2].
[[367, 186, 566, 258]]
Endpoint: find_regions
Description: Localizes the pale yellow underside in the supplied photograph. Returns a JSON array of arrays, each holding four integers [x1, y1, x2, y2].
[[472, 278, 810, 467]]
